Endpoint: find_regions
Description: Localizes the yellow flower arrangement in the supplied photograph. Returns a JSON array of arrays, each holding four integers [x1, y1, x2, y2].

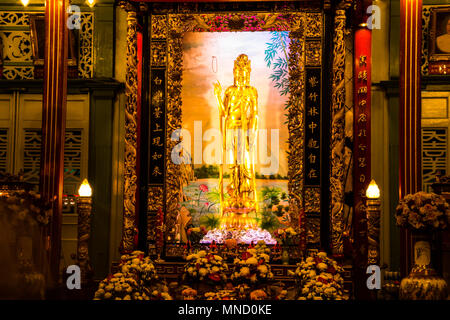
[[94, 251, 172, 300], [290, 251, 348, 300], [274, 227, 297, 246], [231, 243, 274, 284], [119, 251, 158, 285], [183, 251, 228, 283], [94, 273, 142, 300]]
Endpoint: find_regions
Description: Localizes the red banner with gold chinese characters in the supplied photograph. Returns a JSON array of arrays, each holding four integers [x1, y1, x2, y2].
[[354, 28, 371, 211], [353, 27, 371, 299]]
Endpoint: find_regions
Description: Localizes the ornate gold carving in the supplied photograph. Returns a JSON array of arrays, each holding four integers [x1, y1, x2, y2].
[[147, 214, 158, 242], [305, 187, 321, 213], [120, 5, 138, 253], [2, 66, 33, 79], [151, 42, 167, 66], [305, 12, 322, 37], [166, 13, 306, 34], [286, 13, 306, 237], [76, 197, 93, 283], [151, 15, 168, 39], [165, 15, 183, 245], [306, 41, 321, 66], [366, 199, 380, 265], [78, 13, 94, 79], [306, 216, 321, 244], [330, 2, 351, 256], [148, 186, 164, 211]]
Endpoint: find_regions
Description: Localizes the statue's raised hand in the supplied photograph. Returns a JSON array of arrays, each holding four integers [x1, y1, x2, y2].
[[213, 81, 222, 99]]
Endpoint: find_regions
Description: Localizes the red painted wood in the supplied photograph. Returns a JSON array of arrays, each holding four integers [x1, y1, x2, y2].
[[353, 27, 372, 300], [399, 0, 422, 277], [40, 0, 68, 285]]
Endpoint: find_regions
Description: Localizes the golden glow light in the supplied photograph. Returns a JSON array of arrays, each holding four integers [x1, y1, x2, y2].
[[78, 179, 92, 197], [86, 0, 95, 8], [366, 179, 380, 199], [21, 0, 30, 7]]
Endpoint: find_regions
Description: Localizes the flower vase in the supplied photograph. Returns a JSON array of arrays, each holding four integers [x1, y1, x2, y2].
[[282, 247, 290, 265], [399, 230, 448, 300]]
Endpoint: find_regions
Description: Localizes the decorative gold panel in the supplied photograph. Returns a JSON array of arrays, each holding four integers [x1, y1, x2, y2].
[[151, 15, 168, 39], [151, 41, 167, 66], [305, 12, 322, 38], [306, 216, 321, 245], [306, 40, 321, 66], [0, 11, 93, 79], [148, 186, 164, 211], [305, 187, 321, 213]]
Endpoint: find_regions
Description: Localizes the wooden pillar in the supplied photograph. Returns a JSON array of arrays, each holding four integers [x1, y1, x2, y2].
[[353, 26, 372, 300], [350, 0, 374, 300], [330, 0, 351, 258], [119, 1, 139, 254], [399, 0, 422, 277], [40, 0, 68, 285]]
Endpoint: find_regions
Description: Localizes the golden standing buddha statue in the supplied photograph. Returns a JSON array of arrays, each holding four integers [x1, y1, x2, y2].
[[213, 54, 258, 229]]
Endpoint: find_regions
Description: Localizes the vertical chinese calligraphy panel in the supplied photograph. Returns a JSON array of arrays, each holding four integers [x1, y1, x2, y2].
[[149, 68, 166, 185]]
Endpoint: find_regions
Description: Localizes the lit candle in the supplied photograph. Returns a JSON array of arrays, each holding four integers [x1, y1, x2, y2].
[[78, 179, 92, 197], [366, 179, 380, 199]]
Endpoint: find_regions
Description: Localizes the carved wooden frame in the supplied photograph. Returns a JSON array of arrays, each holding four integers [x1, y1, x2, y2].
[[119, 3, 352, 258], [149, 11, 323, 257]]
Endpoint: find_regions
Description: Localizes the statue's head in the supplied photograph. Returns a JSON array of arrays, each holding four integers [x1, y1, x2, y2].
[[233, 54, 251, 86]]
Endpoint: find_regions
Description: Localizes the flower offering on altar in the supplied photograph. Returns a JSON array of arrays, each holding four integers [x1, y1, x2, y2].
[[94, 272, 141, 300], [183, 250, 229, 283], [395, 191, 450, 230], [273, 227, 297, 246], [231, 243, 274, 284], [118, 250, 158, 287], [149, 285, 173, 300], [187, 226, 208, 244], [94, 251, 167, 300], [200, 227, 277, 245], [290, 251, 348, 300]]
